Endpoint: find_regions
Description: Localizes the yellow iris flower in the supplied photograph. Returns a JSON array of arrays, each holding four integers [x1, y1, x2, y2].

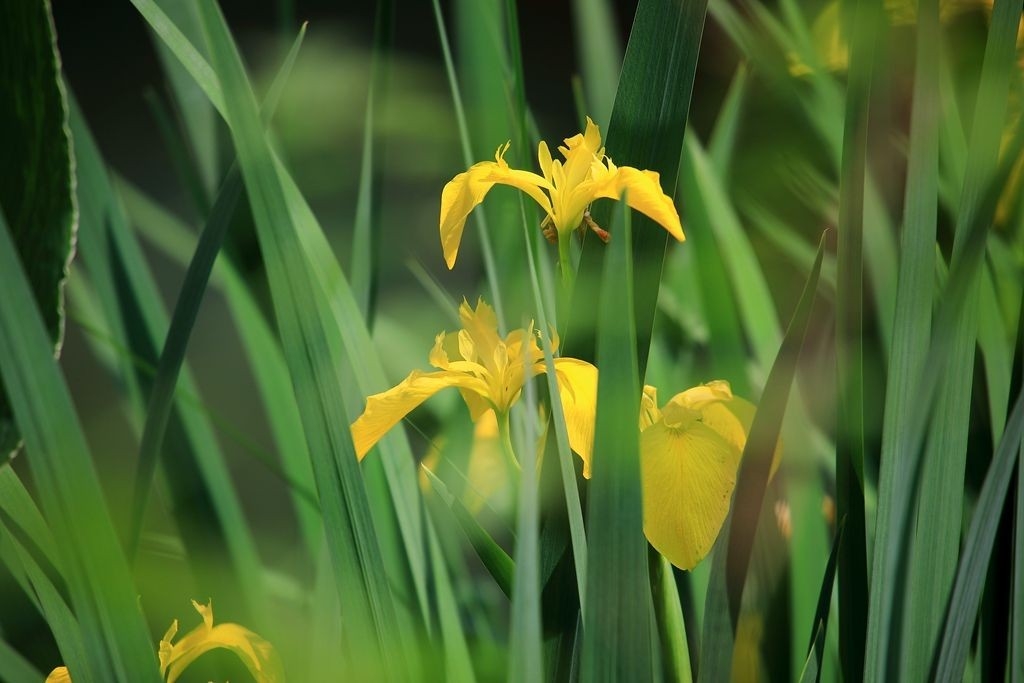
[[46, 600, 282, 683], [564, 372, 776, 571], [350, 298, 596, 459], [438, 117, 685, 270], [159, 600, 284, 683]]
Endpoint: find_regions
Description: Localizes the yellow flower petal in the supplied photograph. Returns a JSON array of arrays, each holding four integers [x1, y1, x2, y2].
[[641, 420, 742, 570], [45, 667, 72, 683], [439, 143, 552, 269], [161, 600, 284, 683], [552, 357, 599, 477], [351, 369, 490, 459], [589, 165, 685, 241]]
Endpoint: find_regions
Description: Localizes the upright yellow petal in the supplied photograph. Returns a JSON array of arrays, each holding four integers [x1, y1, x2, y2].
[[558, 117, 604, 190], [641, 420, 742, 570], [459, 298, 502, 363], [351, 370, 491, 459], [552, 358, 599, 477], [589, 166, 685, 241], [161, 601, 284, 683]]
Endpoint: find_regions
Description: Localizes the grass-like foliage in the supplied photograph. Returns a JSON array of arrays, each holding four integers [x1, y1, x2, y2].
[[1, 0, 1023, 680]]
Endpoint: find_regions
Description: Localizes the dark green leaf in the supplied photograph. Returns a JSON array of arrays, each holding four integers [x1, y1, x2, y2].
[[0, 0, 76, 461], [582, 202, 657, 681]]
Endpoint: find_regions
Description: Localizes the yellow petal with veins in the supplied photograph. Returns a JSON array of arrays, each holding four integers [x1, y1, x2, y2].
[[641, 420, 742, 570], [351, 369, 490, 459]]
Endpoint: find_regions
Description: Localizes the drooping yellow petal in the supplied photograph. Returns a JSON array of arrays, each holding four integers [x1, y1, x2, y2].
[[161, 600, 284, 683], [641, 420, 742, 570], [45, 667, 72, 683], [440, 143, 552, 269], [552, 357, 599, 477], [351, 370, 490, 459], [589, 164, 685, 241]]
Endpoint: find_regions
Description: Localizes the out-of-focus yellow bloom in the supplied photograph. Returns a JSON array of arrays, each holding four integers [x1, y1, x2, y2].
[[159, 600, 284, 683], [790, 0, 1024, 76], [45, 600, 282, 683], [438, 117, 684, 269], [351, 298, 597, 459], [731, 612, 766, 683], [563, 373, 779, 571]]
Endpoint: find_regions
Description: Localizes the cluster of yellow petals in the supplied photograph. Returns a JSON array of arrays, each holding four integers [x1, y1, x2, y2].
[[438, 117, 684, 269], [47, 600, 283, 683], [350, 298, 597, 459], [350, 296, 776, 571]]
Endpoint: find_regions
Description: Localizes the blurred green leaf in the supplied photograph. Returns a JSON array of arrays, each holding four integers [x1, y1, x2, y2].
[[866, 0, 1022, 674], [0, 209, 159, 680], [698, 234, 826, 682], [0, 636, 42, 683], [873, 0, 940, 676], [832, 0, 880, 677], [195, 3, 417, 676], [424, 468, 514, 600], [127, 22, 306, 561], [69, 99, 266, 625], [571, 0, 621, 130]]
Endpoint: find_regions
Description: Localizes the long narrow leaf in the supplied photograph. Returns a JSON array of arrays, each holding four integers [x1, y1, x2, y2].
[[565, 0, 707, 379], [833, 0, 880, 675], [932, 387, 1024, 679], [195, 4, 414, 677], [0, 211, 159, 681], [865, 0, 1023, 674], [582, 202, 656, 681]]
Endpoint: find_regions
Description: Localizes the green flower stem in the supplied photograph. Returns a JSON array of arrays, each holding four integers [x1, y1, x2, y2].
[[556, 233, 576, 323], [496, 410, 522, 488], [557, 232, 575, 290]]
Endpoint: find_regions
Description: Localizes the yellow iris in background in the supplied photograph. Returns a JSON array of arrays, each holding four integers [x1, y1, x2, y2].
[[350, 298, 596, 459], [438, 117, 685, 271], [565, 373, 776, 571], [46, 600, 282, 683], [159, 600, 284, 683]]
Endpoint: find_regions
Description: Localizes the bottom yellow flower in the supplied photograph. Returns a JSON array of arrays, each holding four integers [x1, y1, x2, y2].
[[46, 600, 282, 683], [564, 372, 776, 570]]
